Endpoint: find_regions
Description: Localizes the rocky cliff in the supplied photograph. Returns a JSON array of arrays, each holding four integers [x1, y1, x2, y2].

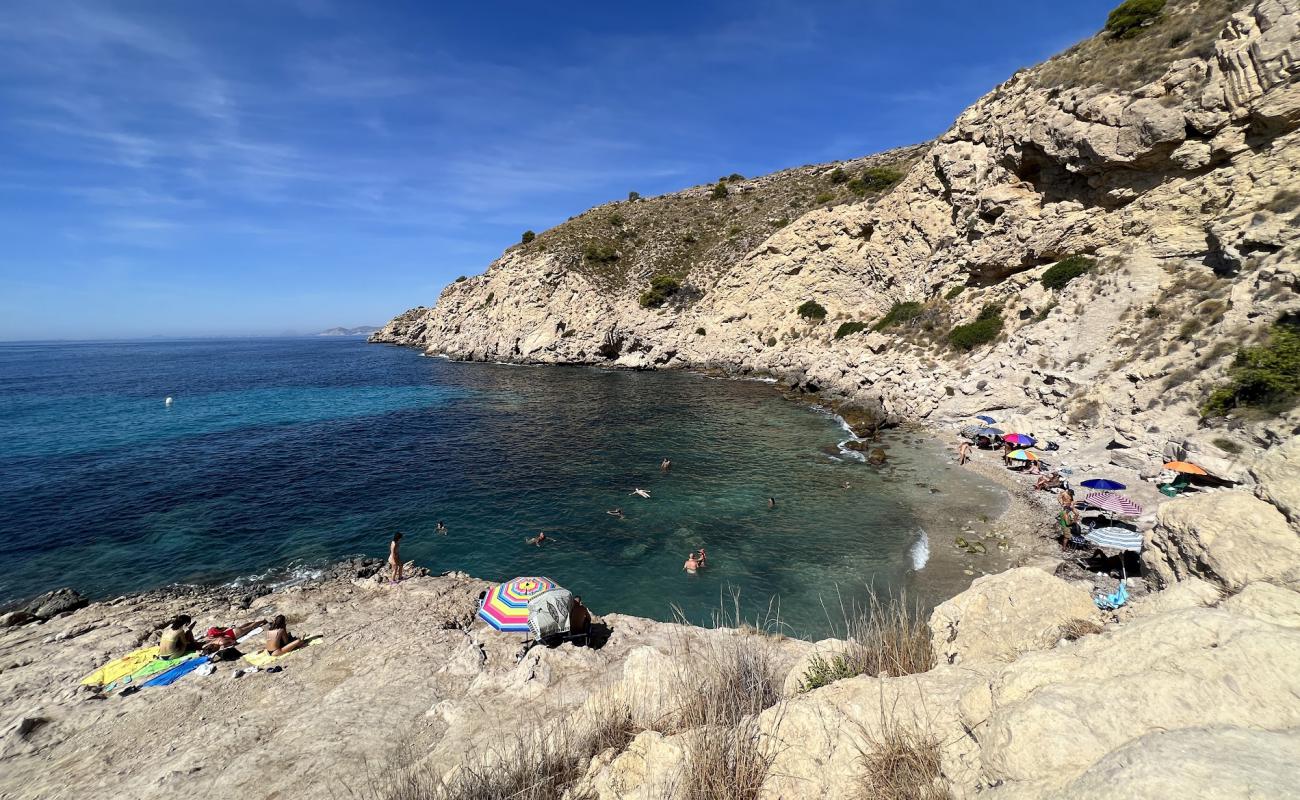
[[376, 0, 1300, 476]]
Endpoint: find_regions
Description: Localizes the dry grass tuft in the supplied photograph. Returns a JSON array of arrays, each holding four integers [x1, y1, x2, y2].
[[1057, 618, 1104, 641], [800, 591, 934, 692], [858, 724, 951, 800]]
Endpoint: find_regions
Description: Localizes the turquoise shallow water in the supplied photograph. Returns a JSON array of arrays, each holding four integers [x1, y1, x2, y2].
[[0, 338, 1005, 638]]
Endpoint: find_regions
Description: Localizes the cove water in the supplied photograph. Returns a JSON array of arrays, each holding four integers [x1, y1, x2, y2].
[[0, 337, 1004, 638]]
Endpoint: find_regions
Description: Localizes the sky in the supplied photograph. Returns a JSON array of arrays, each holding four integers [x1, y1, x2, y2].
[[0, 0, 1120, 340]]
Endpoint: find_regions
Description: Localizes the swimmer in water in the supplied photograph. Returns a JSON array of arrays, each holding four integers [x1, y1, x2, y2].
[[768, 497, 776, 509], [526, 531, 546, 546], [607, 509, 624, 518], [436, 521, 447, 535], [683, 553, 699, 573], [632, 488, 650, 499]]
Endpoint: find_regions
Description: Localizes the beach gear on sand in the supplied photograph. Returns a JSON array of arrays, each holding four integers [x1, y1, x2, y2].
[[1163, 461, 1208, 475], [1095, 576, 1130, 610], [478, 576, 559, 633], [1082, 492, 1143, 517], [106, 653, 201, 692], [1002, 433, 1035, 447], [80, 646, 160, 687], [1080, 478, 1126, 491], [527, 587, 575, 641], [141, 654, 209, 687]]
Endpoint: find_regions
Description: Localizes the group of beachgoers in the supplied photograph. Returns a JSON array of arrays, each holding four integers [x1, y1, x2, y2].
[[157, 612, 308, 662]]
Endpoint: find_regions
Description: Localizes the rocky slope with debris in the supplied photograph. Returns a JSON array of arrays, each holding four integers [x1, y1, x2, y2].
[[1, 442, 1296, 799], [376, 0, 1300, 484]]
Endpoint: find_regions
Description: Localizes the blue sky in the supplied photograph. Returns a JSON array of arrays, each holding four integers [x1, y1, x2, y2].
[[0, 0, 1118, 340]]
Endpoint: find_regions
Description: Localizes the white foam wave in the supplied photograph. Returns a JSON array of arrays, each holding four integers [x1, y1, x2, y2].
[[909, 529, 931, 571]]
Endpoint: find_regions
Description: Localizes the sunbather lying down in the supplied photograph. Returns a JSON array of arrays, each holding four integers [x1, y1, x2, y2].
[[1035, 472, 1062, 490]]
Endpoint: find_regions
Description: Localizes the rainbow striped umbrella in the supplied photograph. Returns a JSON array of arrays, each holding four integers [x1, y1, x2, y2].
[[1083, 492, 1143, 517], [1002, 433, 1036, 447], [1006, 449, 1038, 461], [478, 576, 559, 632]]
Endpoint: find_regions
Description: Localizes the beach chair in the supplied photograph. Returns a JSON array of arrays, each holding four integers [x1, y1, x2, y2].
[[1158, 475, 1190, 497]]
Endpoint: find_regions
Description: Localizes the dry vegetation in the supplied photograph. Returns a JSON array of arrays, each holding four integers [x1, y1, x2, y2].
[[854, 702, 951, 800], [513, 146, 926, 291], [799, 592, 934, 692], [1032, 0, 1242, 90]]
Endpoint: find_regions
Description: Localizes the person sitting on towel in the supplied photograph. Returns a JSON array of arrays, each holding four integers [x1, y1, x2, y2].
[[160, 614, 198, 658], [264, 614, 308, 657]]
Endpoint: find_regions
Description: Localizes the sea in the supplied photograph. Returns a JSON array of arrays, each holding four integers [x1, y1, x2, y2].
[[0, 337, 1006, 638]]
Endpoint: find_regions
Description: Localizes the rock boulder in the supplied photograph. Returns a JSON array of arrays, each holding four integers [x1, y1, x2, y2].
[[1145, 491, 1300, 590]]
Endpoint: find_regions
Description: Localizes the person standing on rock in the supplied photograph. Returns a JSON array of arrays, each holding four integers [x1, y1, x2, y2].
[[958, 441, 972, 465], [389, 532, 404, 584]]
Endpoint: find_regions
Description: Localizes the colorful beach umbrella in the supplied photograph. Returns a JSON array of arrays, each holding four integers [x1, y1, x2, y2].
[[1084, 525, 1144, 552], [1002, 433, 1036, 447], [1006, 449, 1038, 461], [1080, 478, 1127, 491], [976, 427, 1004, 438], [477, 576, 559, 633], [1164, 461, 1208, 476], [974, 415, 997, 424], [1083, 492, 1143, 516]]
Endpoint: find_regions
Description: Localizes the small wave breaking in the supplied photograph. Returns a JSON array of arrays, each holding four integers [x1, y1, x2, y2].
[[909, 529, 931, 571]]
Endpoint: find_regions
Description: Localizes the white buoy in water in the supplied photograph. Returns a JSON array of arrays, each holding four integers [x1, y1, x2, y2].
[[164, 396, 174, 407]]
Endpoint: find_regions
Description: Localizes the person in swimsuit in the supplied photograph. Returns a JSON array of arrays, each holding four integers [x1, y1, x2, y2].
[[202, 619, 267, 653], [683, 553, 699, 573], [389, 532, 403, 583], [660, 458, 672, 472], [695, 547, 707, 568], [958, 441, 971, 465], [768, 497, 776, 509], [607, 509, 624, 518], [159, 614, 197, 658], [436, 521, 447, 535], [526, 531, 546, 546], [264, 614, 308, 657]]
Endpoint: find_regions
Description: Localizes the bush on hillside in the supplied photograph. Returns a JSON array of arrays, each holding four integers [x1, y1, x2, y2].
[[1105, 0, 1165, 39], [949, 305, 1003, 351], [521, 230, 536, 244], [607, 212, 625, 227], [835, 321, 870, 339], [797, 300, 828, 320], [944, 285, 965, 300], [727, 173, 745, 182], [627, 191, 641, 202], [1201, 315, 1300, 417], [829, 168, 849, 184], [861, 166, 904, 191], [1041, 255, 1096, 290], [815, 192, 835, 204], [583, 242, 619, 264], [455, 275, 467, 282], [872, 301, 923, 331], [638, 274, 681, 308], [711, 181, 729, 200]]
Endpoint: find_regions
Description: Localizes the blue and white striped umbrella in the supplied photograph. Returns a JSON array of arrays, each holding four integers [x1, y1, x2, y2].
[[1084, 526, 1144, 552]]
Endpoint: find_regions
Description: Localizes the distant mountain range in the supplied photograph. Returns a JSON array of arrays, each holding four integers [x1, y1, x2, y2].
[[317, 326, 379, 337]]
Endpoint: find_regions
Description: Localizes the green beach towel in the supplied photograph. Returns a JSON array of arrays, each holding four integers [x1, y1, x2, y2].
[[80, 646, 160, 688], [104, 652, 201, 693]]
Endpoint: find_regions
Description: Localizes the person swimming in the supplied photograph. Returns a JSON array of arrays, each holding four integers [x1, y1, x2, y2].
[[526, 531, 547, 546], [607, 509, 624, 518], [768, 497, 776, 509], [436, 521, 447, 535], [683, 553, 699, 573], [695, 547, 707, 568], [660, 458, 672, 472], [632, 488, 650, 499]]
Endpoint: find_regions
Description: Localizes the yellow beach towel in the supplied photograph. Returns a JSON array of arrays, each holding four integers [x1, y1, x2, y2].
[[242, 638, 319, 668], [80, 646, 160, 687]]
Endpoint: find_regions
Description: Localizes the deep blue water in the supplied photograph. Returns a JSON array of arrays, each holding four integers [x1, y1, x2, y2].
[[0, 338, 1003, 637]]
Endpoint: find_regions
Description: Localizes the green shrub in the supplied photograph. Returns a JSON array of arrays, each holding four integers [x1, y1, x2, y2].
[[1178, 319, 1202, 340], [607, 213, 625, 227], [797, 300, 828, 320], [944, 285, 964, 300], [835, 321, 870, 339], [846, 178, 867, 195], [1106, 0, 1165, 39], [770, 218, 789, 228], [727, 173, 744, 182], [1212, 437, 1242, 455], [1041, 255, 1096, 290], [828, 168, 848, 184], [710, 181, 729, 199], [638, 275, 681, 308], [454, 275, 467, 282], [814, 192, 835, 204], [627, 191, 641, 202], [799, 654, 857, 692], [1202, 316, 1300, 417], [861, 166, 904, 191], [766, 336, 777, 347], [873, 301, 923, 331], [521, 230, 536, 244], [949, 305, 1003, 351], [583, 242, 619, 264], [695, 327, 706, 336]]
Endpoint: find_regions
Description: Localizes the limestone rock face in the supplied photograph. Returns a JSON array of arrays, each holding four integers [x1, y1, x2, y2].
[[1145, 491, 1300, 590], [928, 567, 1099, 666], [1251, 436, 1300, 530]]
